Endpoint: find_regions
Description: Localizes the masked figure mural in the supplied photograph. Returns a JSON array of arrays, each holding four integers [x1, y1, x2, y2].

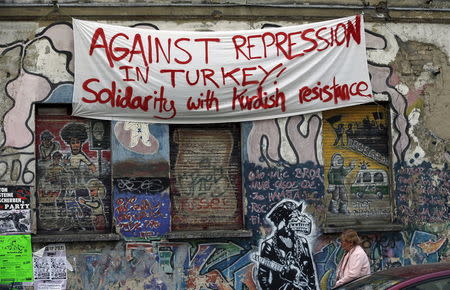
[[254, 199, 317, 290]]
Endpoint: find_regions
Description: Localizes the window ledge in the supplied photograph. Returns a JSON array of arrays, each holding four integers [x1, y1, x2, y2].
[[166, 229, 253, 240], [32, 233, 122, 243], [323, 224, 403, 234]]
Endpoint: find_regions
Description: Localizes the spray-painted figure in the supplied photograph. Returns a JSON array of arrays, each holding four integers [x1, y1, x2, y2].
[[60, 122, 96, 184], [332, 124, 345, 146], [78, 179, 107, 231], [39, 130, 60, 161], [45, 151, 68, 187], [327, 153, 355, 214], [255, 200, 317, 290]]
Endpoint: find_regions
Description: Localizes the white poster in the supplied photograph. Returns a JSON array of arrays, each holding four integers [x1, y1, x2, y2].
[[33, 244, 69, 290], [73, 15, 373, 123]]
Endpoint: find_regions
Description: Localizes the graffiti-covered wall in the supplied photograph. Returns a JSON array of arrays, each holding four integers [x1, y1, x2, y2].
[[0, 5, 449, 289]]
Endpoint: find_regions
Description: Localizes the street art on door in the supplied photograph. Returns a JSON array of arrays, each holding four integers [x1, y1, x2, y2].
[[323, 105, 392, 226], [35, 116, 112, 233], [243, 115, 325, 233], [254, 199, 318, 290], [113, 177, 170, 239]]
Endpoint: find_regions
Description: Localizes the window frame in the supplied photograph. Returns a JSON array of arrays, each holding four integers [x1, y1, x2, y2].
[[322, 102, 402, 233], [32, 104, 120, 243], [166, 122, 252, 240]]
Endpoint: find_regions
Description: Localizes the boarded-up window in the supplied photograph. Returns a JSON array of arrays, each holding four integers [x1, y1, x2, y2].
[[323, 104, 392, 228], [35, 106, 112, 234], [170, 124, 243, 231]]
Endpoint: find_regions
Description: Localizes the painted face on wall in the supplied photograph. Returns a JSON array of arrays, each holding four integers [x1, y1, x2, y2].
[[89, 188, 98, 197], [69, 138, 82, 154], [87, 179, 105, 198], [331, 154, 344, 168], [287, 209, 312, 236]]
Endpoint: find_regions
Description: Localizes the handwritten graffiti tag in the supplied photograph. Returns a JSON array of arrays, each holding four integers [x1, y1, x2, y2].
[[116, 177, 169, 194]]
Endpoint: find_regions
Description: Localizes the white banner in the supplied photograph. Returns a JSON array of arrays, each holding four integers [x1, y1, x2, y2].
[[72, 15, 373, 123]]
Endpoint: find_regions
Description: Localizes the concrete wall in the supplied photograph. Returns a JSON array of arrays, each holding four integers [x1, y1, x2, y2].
[[0, 4, 449, 289]]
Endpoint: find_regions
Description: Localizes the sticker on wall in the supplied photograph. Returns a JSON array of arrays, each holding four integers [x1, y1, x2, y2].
[[0, 186, 31, 233], [0, 210, 31, 233], [253, 199, 318, 290]]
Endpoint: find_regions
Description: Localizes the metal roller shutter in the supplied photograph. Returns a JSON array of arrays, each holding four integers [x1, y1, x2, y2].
[[323, 103, 392, 228], [170, 123, 243, 231]]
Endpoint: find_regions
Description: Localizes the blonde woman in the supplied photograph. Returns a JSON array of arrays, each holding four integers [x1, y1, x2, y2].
[[334, 229, 371, 288]]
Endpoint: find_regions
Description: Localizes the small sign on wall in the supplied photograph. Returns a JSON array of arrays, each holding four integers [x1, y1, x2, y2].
[[0, 186, 31, 210], [90, 120, 110, 150]]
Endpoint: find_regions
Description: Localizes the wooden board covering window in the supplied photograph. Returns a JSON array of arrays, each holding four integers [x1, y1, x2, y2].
[[323, 104, 393, 228], [170, 124, 243, 231]]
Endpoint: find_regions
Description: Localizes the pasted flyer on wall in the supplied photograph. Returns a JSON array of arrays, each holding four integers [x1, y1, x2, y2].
[[0, 234, 34, 283], [0, 186, 31, 234], [33, 244, 68, 290]]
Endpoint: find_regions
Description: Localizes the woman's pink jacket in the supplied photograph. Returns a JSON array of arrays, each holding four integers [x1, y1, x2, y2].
[[335, 245, 371, 287]]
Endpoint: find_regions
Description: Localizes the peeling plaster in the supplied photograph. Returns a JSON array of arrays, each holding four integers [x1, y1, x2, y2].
[[25, 38, 73, 84]]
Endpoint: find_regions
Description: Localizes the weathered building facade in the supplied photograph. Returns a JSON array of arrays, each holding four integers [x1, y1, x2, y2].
[[0, 1, 449, 289]]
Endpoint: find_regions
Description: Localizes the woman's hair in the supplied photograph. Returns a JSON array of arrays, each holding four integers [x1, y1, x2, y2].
[[340, 229, 362, 246]]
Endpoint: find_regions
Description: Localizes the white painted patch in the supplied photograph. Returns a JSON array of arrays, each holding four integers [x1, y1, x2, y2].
[[365, 23, 400, 65], [405, 109, 427, 166], [25, 38, 73, 83], [395, 83, 409, 95], [316, 113, 324, 166]]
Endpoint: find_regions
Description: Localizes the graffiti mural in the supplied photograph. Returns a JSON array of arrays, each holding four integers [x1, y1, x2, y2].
[[245, 162, 324, 234], [112, 121, 170, 178], [323, 105, 393, 226], [254, 200, 318, 290], [244, 115, 322, 168], [395, 162, 449, 226], [35, 116, 112, 233], [0, 14, 449, 290], [113, 177, 170, 239], [326, 153, 356, 215]]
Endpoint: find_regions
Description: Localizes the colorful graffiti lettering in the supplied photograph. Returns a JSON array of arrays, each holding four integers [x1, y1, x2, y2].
[[113, 178, 170, 239]]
